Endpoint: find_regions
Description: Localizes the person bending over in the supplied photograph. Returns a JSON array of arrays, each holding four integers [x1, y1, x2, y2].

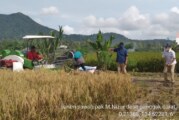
[[73, 50, 86, 71]]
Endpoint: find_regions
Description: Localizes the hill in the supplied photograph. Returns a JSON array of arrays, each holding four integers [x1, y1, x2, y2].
[[63, 33, 172, 50], [0, 12, 173, 50], [64, 32, 128, 41], [0, 12, 55, 39]]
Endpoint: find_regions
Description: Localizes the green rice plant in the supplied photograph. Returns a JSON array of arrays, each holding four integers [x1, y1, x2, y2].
[[86, 51, 179, 72]]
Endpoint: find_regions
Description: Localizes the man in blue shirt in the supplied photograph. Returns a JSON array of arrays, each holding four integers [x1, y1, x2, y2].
[[111, 42, 128, 73]]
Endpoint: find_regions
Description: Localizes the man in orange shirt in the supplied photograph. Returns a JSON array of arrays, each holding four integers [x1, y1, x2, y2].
[[27, 46, 43, 61]]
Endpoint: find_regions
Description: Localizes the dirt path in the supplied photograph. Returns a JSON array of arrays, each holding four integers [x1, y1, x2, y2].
[[129, 73, 179, 119], [132, 73, 179, 94]]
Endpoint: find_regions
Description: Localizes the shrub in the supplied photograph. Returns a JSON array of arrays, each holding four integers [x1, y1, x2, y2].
[[136, 58, 164, 72]]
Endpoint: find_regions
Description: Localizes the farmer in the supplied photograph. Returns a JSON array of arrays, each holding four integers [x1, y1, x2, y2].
[[72, 50, 86, 71], [110, 42, 128, 74], [27, 46, 43, 61], [162, 44, 177, 84]]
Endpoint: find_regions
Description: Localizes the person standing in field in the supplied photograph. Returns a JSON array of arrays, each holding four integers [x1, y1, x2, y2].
[[110, 42, 128, 74], [162, 44, 177, 84]]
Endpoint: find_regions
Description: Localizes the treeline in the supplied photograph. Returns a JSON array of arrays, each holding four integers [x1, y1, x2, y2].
[[0, 40, 26, 50], [0, 38, 174, 53]]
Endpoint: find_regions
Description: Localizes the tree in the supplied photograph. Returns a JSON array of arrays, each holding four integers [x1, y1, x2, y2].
[[172, 41, 179, 51], [88, 30, 114, 70], [37, 26, 64, 63], [125, 43, 134, 49]]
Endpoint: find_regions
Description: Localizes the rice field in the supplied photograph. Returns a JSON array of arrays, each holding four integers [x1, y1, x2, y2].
[[0, 51, 179, 119], [85, 52, 179, 72], [0, 69, 137, 120], [0, 69, 179, 119]]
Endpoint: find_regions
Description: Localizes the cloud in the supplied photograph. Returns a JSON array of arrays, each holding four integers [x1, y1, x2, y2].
[[171, 7, 179, 14], [82, 6, 151, 39], [119, 6, 150, 30], [152, 8, 179, 33], [143, 25, 170, 38], [63, 25, 75, 34], [41, 6, 59, 15], [61, 14, 71, 19], [153, 13, 168, 24], [83, 6, 149, 31], [84, 15, 118, 27], [81, 6, 179, 39], [39, 5, 177, 39]]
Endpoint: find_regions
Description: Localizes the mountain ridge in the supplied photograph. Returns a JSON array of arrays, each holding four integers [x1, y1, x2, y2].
[[0, 12, 172, 45], [0, 12, 55, 39]]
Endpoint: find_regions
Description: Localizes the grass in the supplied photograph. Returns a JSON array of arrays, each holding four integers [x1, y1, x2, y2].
[[85, 51, 179, 72], [0, 69, 137, 120], [0, 69, 178, 119], [1, 51, 179, 119]]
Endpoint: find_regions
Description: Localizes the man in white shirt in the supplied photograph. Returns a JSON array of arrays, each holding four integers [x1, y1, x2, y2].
[[162, 44, 177, 83]]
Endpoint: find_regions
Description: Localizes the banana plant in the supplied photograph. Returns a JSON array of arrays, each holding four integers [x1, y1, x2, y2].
[[37, 26, 64, 63], [88, 30, 115, 70]]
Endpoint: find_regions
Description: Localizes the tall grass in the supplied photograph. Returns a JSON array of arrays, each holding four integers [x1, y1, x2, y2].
[[0, 69, 137, 119], [86, 52, 179, 72]]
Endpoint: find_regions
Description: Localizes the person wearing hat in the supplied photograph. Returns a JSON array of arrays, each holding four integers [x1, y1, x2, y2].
[[110, 42, 128, 74], [162, 44, 177, 84]]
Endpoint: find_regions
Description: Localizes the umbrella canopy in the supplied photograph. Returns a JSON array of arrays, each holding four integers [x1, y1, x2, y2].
[[23, 35, 55, 40]]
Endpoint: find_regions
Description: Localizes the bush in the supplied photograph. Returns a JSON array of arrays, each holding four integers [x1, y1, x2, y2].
[[136, 58, 164, 72]]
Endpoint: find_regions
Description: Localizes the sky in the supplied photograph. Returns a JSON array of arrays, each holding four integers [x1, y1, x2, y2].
[[0, 0, 179, 39]]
